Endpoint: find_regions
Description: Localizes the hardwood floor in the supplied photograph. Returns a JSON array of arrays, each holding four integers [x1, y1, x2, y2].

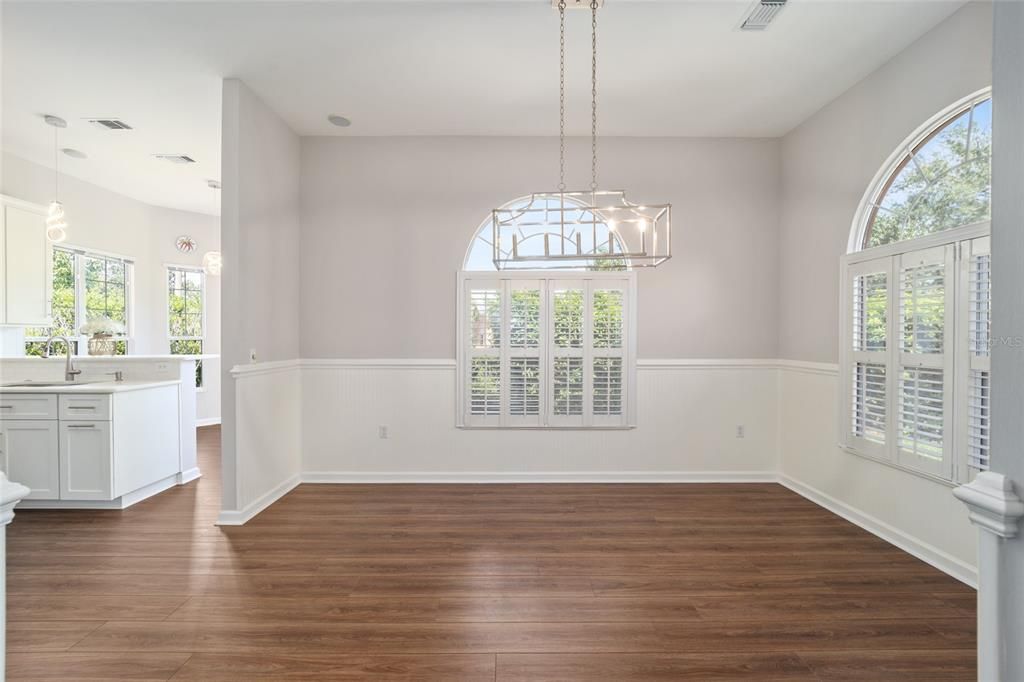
[[7, 425, 977, 680]]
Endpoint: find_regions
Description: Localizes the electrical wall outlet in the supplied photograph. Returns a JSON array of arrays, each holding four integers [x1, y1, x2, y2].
[[736, 425, 745, 439], [378, 425, 389, 439]]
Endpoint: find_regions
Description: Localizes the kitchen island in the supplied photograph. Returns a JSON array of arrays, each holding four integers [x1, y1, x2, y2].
[[0, 380, 184, 508]]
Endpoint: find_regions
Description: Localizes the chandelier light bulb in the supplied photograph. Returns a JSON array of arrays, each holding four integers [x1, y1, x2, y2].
[[637, 218, 648, 232], [607, 220, 617, 232]]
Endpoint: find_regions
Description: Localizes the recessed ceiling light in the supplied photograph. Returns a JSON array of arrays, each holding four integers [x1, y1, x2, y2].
[[327, 114, 352, 128], [62, 148, 88, 159], [207, 179, 221, 190], [43, 114, 67, 129]]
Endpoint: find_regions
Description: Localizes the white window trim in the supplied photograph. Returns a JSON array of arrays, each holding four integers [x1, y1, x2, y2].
[[457, 270, 637, 430], [839, 222, 991, 487], [25, 244, 135, 355]]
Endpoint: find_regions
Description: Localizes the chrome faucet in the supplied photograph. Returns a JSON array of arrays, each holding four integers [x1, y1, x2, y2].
[[44, 335, 82, 382]]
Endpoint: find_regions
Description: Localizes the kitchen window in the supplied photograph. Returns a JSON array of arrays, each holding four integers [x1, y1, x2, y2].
[[25, 246, 132, 357], [167, 265, 205, 388]]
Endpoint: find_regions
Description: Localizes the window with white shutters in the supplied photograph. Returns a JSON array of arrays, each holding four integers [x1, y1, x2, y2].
[[459, 272, 635, 428], [844, 92, 993, 485], [841, 226, 989, 484]]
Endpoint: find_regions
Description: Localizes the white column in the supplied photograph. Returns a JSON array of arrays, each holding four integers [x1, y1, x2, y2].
[[0, 473, 31, 682], [954, 473, 1024, 682]]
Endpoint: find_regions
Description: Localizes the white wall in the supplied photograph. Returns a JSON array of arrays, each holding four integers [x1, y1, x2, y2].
[[989, 0, 1024, 673], [300, 136, 781, 359], [774, 2, 992, 584], [0, 153, 222, 423], [220, 78, 302, 516]]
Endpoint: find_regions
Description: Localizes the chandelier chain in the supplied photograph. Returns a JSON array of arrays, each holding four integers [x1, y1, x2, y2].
[[558, 0, 566, 193], [590, 0, 598, 192]]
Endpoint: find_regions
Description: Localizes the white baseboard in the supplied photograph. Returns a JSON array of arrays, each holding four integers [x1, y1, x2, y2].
[[177, 467, 202, 485], [18, 474, 179, 511], [196, 417, 221, 427], [779, 474, 978, 588], [216, 474, 301, 526], [301, 471, 778, 484]]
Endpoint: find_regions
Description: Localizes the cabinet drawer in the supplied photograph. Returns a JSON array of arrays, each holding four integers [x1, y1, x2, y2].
[[0, 394, 58, 420], [59, 395, 111, 421]]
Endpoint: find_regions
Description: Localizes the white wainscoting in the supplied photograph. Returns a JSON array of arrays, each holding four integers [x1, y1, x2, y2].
[[300, 359, 780, 482], [218, 360, 301, 525], [218, 357, 980, 586], [777, 361, 978, 586]]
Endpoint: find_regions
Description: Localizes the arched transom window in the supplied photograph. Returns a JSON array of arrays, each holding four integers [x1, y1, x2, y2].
[[859, 92, 991, 249], [464, 194, 626, 271]]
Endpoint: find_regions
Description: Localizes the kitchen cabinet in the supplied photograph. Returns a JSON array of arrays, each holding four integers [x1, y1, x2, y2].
[[0, 382, 181, 508], [59, 420, 112, 500], [0, 195, 52, 326], [0, 419, 59, 499]]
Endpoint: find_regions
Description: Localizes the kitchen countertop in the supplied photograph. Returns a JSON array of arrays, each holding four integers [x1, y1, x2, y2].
[[0, 355, 218, 363], [0, 380, 181, 394]]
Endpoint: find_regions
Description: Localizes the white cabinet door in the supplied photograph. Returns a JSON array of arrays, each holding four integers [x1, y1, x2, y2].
[[59, 421, 113, 500], [0, 419, 59, 499], [3, 202, 52, 326]]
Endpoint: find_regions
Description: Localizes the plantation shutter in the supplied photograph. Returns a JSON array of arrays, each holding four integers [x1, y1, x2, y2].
[[465, 284, 502, 425], [846, 259, 890, 458], [591, 283, 627, 426], [958, 236, 991, 478], [549, 280, 586, 427], [460, 272, 634, 429], [896, 245, 954, 478], [507, 280, 544, 426]]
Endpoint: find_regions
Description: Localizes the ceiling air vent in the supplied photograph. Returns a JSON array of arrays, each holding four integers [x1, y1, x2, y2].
[[87, 118, 133, 131], [154, 154, 197, 164], [740, 0, 786, 30]]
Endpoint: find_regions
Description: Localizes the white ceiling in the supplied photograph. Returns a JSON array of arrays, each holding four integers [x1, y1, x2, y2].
[[2, 0, 967, 215]]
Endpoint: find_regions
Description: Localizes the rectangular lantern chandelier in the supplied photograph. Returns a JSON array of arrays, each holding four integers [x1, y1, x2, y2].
[[491, 0, 672, 270], [492, 190, 670, 269]]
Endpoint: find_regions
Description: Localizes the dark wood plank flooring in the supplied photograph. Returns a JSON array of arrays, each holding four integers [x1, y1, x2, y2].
[[7, 425, 977, 680]]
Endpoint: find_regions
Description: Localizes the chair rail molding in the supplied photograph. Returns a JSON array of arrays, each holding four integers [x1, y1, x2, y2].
[[2, 472, 31, 679], [954, 472, 1024, 682]]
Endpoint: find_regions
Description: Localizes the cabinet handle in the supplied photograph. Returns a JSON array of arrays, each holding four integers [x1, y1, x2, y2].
[[66, 424, 96, 429], [0, 405, 12, 409], [67, 406, 95, 410]]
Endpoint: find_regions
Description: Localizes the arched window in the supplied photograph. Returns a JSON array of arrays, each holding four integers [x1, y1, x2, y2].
[[854, 90, 991, 251], [458, 195, 636, 429], [464, 194, 627, 271], [841, 89, 992, 486]]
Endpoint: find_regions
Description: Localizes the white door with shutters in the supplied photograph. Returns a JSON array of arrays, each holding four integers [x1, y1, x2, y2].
[[0, 419, 59, 499], [59, 421, 113, 500]]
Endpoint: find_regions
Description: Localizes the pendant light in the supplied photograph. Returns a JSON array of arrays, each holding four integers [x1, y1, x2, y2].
[[202, 179, 222, 275], [490, 0, 671, 270], [44, 115, 69, 243]]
